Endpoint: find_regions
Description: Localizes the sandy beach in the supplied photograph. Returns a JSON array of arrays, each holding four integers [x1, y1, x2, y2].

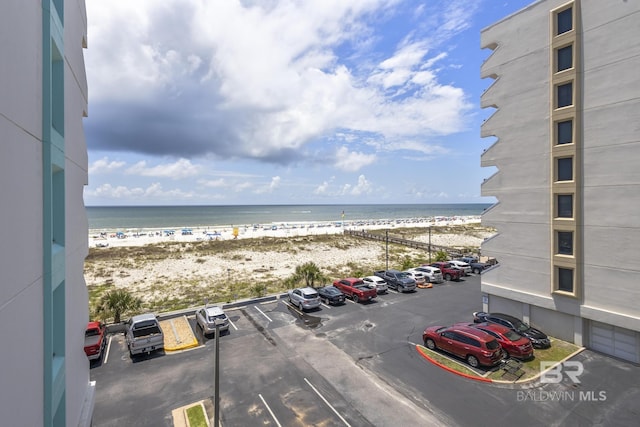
[[85, 216, 494, 315]]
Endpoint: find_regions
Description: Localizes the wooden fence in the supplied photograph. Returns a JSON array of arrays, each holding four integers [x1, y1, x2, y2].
[[343, 229, 463, 258]]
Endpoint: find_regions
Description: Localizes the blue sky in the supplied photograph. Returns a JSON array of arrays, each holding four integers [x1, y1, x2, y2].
[[84, 0, 532, 206]]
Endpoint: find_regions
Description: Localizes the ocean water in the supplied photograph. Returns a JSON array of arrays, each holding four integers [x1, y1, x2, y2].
[[86, 204, 491, 230]]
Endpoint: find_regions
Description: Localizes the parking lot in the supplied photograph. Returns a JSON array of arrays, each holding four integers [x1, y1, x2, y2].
[[90, 275, 640, 426]]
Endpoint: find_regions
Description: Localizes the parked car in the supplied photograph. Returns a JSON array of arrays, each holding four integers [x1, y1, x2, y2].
[[457, 257, 490, 274], [373, 270, 417, 293], [315, 286, 346, 305], [462, 322, 533, 360], [448, 260, 471, 276], [333, 278, 378, 303], [84, 321, 106, 361], [361, 275, 388, 294], [473, 311, 551, 348], [125, 313, 164, 357], [403, 270, 427, 285], [428, 262, 462, 281], [288, 287, 322, 311], [422, 324, 504, 368], [196, 306, 230, 336], [408, 266, 444, 283]]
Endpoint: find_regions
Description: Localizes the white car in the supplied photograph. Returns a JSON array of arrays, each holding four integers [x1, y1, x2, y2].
[[448, 260, 471, 276], [362, 276, 388, 294], [404, 270, 426, 285], [409, 266, 444, 283], [196, 306, 230, 336]]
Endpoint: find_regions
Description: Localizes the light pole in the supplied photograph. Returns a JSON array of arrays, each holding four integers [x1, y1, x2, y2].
[[214, 324, 220, 427], [428, 226, 432, 263], [385, 230, 389, 270]]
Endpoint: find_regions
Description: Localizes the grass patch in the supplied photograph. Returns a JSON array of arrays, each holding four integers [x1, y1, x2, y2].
[[185, 404, 207, 427], [487, 338, 581, 381]]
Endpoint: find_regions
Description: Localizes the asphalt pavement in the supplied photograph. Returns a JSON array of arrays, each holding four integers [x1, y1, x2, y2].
[[90, 275, 640, 426]]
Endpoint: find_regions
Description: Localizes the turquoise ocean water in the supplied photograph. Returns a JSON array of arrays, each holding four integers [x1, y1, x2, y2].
[[86, 204, 491, 230]]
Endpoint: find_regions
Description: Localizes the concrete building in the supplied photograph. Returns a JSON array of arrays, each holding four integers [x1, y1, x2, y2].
[[0, 1, 93, 425], [480, 0, 640, 363]]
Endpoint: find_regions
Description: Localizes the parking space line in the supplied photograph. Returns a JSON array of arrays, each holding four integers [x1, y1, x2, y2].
[[255, 306, 273, 322], [228, 317, 239, 331], [320, 303, 331, 309], [103, 335, 113, 365], [304, 378, 351, 427], [258, 394, 282, 427]]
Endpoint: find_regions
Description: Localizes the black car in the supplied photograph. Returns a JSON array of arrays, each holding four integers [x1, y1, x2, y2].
[[315, 286, 346, 305], [472, 311, 551, 348]]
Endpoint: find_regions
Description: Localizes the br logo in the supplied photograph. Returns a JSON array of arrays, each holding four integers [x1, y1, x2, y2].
[[540, 361, 583, 384]]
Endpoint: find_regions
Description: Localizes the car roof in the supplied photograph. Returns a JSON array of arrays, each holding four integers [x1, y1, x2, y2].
[[130, 313, 157, 322], [451, 325, 496, 341], [473, 322, 511, 334], [488, 312, 521, 324], [204, 306, 225, 315], [300, 287, 318, 294], [363, 276, 383, 281]]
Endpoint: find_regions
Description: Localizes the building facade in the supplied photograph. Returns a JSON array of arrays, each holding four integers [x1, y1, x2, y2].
[[0, 1, 93, 425], [480, 0, 640, 364]]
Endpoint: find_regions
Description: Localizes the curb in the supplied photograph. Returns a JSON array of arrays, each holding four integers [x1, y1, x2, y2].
[[416, 345, 493, 383]]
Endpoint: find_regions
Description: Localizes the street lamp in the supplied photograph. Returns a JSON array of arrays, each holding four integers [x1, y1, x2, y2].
[[385, 230, 389, 270]]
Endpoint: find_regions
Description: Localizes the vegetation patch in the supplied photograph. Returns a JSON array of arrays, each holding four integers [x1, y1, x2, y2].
[[185, 404, 208, 427]]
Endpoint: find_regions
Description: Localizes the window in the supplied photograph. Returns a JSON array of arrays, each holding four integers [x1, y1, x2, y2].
[[557, 194, 573, 218], [557, 82, 573, 108], [557, 45, 573, 72], [557, 119, 573, 144], [558, 267, 574, 292], [557, 157, 573, 181], [557, 231, 573, 255], [557, 7, 573, 35]]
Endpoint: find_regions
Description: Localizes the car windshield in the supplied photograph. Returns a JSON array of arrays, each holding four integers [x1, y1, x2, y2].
[[324, 288, 339, 295], [208, 314, 226, 322], [397, 272, 409, 278], [85, 329, 100, 337], [504, 330, 523, 341], [486, 340, 500, 350], [511, 319, 529, 332], [304, 292, 319, 299]]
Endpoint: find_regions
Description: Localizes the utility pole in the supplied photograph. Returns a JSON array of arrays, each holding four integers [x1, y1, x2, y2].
[[428, 226, 432, 263], [385, 230, 389, 270]]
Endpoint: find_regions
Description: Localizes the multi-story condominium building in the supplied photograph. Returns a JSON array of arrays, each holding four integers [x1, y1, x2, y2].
[[0, 1, 94, 425], [480, 0, 640, 364]]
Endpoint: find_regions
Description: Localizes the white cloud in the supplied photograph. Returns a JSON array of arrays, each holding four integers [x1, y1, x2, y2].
[[125, 158, 201, 179], [88, 157, 126, 174], [254, 176, 281, 194], [351, 175, 372, 195], [85, 182, 195, 201], [334, 146, 376, 171], [85, 0, 472, 163]]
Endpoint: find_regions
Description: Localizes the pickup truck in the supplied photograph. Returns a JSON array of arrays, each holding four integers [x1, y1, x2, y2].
[[333, 278, 377, 303], [428, 262, 462, 281], [84, 321, 106, 361], [125, 313, 164, 357], [373, 270, 416, 293], [457, 257, 490, 274]]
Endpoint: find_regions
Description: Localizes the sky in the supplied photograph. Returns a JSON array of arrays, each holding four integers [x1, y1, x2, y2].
[[83, 0, 534, 206]]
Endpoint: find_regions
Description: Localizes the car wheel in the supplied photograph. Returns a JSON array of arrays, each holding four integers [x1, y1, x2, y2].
[[398, 286, 404, 293], [425, 338, 436, 350], [466, 355, 479, 368], [473, 268, 481, 274], [298, 301, 304, 311], [288, 296, 293, 304], [444, 273, 452, 281], [353, 294, 359, 303]]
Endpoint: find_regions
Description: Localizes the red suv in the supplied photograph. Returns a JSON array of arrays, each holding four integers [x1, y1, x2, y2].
[[427, 262, 462, 281], [462, 322, 533, 360], [422, 324, 504, 368]]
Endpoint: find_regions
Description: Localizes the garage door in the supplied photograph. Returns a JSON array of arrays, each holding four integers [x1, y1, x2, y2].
[[589, 321, 640, 363]]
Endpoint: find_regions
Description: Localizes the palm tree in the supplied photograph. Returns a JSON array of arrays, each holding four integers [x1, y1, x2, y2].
[[96, 289, 142, 323], [293, 262, 325, 288]]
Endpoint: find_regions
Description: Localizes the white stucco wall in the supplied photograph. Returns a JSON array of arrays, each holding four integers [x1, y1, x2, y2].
[[0, 1, 91, 425], [480, 0, 640, 361]]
